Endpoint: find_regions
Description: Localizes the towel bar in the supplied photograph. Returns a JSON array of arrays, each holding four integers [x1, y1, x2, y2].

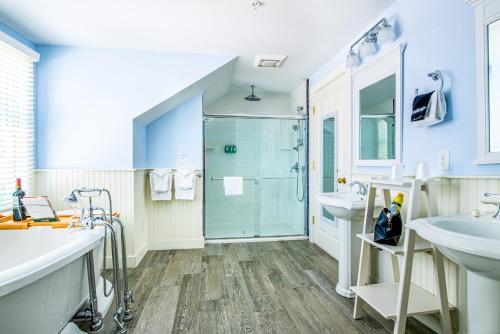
[[210, 176, 295, 181], [148, 170, 203, 177]]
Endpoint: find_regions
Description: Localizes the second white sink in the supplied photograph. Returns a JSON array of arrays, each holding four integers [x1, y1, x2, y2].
[[408, 213, 500, 333], [408, 214, 500, 280]]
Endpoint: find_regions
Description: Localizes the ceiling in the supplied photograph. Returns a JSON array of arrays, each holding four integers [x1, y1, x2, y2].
[[0, 0, 395, 93]]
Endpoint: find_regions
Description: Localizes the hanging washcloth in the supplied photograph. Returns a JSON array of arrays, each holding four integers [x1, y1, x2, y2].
[[411, 90, 447, 128], [150, 169, 173, 201], [223, 177, 243, 196], [175, 168, 196, 200]]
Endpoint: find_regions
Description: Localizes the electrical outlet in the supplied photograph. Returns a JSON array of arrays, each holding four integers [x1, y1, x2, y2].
[[438, 150, 450, 171]]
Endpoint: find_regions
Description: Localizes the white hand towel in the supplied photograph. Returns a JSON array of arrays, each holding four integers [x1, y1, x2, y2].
[[150, 169, 171, 192], [175, 169, 195, 189], [150, 169, 173, 201], [223, 177, 243, 196], [175, 168, 196, 200]]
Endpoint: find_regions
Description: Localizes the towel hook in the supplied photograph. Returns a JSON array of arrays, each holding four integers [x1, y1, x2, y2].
[[427, 70, 444, 91]]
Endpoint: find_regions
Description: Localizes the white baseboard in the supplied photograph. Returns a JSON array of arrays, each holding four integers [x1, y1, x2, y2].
[[105, 255, 140, 269], [105, 238, 204, 268], [133, 242, 148, 267], [105, 243, 148, 269]]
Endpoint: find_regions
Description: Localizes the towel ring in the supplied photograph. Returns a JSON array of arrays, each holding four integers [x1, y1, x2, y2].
[[427, 70, 444, 91]]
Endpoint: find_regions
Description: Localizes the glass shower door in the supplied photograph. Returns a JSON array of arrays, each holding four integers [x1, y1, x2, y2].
[[204, 116, 307, 239]]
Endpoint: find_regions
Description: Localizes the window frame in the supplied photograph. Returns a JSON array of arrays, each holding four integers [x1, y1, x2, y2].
[[0, 30, 39, 212], [471, 0, 500, 164]]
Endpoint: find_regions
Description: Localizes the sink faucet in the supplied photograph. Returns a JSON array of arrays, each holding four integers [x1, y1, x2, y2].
[[483, 193, 500, 219], [349, 181, 367, 196]]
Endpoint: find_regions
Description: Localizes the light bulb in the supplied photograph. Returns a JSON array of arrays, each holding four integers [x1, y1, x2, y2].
[[378, 22, 395, 44], [359, 38, 377, 58], [346, 49, 360, 68]]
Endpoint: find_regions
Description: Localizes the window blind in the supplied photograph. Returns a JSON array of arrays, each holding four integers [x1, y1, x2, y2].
[[0, 39, 36, 211]]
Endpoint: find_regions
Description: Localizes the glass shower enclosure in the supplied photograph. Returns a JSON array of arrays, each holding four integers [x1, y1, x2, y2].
[[204, 115, 308, 239]]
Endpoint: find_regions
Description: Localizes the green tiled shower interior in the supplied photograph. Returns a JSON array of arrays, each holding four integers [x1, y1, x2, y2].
[[204, 116, 307, 239]]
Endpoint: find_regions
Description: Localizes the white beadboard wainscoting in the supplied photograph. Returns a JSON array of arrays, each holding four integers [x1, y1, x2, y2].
[[143, 171, 204, 250], [35, 169, 204, 268]]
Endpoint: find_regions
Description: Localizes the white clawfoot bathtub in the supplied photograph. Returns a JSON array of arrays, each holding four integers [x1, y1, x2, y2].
[[0, 226, 106, 334]]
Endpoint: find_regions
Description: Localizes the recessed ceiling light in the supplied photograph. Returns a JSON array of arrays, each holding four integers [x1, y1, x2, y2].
[[254, 55, 287, 68]]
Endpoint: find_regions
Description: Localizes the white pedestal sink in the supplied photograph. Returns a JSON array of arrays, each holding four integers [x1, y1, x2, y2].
[[317, 192, 380, 298], [408, 214, 500, 333]]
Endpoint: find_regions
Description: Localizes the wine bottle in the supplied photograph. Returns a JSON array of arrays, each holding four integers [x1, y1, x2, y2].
[[12, 178, 26, 221]]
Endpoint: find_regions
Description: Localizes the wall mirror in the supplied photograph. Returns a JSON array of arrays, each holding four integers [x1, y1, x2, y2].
[[472, 0, 500, 163], [359, 74, 396, 160], [352, 44, 404, 166]]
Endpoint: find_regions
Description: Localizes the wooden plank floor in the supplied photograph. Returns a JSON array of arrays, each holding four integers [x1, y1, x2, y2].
[[99, 241, 434, 334]]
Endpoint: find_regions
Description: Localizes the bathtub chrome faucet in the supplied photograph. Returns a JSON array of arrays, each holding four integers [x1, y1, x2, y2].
[[64, 187, 134, 333]]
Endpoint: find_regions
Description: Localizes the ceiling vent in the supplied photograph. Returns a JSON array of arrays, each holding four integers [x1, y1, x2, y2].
[[254, 55, 288, 69]]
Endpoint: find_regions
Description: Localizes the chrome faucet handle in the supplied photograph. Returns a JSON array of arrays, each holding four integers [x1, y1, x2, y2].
[[349, 181, 368, 196], [481, 193, 500, 218]]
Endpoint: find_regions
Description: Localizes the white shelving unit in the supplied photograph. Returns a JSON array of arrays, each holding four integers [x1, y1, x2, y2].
[[352, 177, 453, 334]]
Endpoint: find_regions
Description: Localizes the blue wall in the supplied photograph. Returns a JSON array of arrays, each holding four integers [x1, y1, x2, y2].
[[133, 120, 147, 169], [36, 45, 233, 169], [310, 0, 499, 176], [146, 94, 203, 169]]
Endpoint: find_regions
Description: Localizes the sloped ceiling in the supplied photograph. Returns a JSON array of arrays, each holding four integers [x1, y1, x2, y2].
[[136, 57, 237, 124], [0, 0, 395, 93]]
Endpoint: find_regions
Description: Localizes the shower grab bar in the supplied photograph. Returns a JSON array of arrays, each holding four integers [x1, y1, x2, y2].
[[210, 176, 296, 181]]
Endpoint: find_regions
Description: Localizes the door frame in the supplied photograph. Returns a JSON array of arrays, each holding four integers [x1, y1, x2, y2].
[[309, 67, 351, 257]]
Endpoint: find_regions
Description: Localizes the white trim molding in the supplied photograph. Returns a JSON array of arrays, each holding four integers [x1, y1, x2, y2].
[[471, 0, 500, 164], [351, 43, 406, 167], [0, 30, 39, 61], [311, 66, 347, 94]]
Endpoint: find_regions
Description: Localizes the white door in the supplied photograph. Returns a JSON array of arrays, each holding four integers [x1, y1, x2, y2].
[[310, 70, 351, 260]]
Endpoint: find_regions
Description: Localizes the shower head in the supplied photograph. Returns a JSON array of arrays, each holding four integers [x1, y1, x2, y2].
[[245, 85, 261, 102]]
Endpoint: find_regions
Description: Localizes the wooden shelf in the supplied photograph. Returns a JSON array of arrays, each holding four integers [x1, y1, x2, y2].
[[352, 283, 455, 320], [357, 233, 432, 256], [354, 175, 452, 333], [370, 179, 427, 192]]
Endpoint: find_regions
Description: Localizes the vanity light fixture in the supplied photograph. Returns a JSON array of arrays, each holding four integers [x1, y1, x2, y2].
[[346, 18, 395, 68]]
